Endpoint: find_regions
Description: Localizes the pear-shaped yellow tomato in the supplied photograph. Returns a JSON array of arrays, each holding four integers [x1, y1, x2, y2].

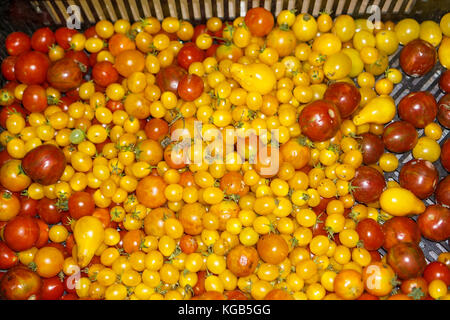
[[379, 187, 425, 217], [74, 216, 105, 267], [323, 52, 352, 80], [230, 63, 276, 95], [352, 95, 395, 126]]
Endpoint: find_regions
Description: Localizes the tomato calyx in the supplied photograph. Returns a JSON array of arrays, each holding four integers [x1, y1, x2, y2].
[[407, 287, 426, 300]]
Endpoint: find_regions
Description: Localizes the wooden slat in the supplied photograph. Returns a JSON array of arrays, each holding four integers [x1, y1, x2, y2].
[[43, 0, 62, 25]]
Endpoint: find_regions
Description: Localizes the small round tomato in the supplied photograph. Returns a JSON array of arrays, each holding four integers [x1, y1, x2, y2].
[[257, 234, 289, 265], [299, 99, 341, 142], [177, 43, 205, 70], [244, 7, 274, 37], [5, 32, 31, 56], [177, 74, 204, 102], [3, 216, 39, 252], [92, 61, 119, 88], [14, 51, 50, 85], [22, 85, 48, 113]]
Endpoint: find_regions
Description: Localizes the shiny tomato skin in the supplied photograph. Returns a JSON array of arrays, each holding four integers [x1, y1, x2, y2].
[[156, 65, 187, 95], [360, 132, 384, 165], [14, 51, 50, 85], [177, 42, 205, 70], [22, 84, 48, 113], [226, 245, 259, 277], [3, 216, 40, 252], [1, 56, 18, 81], [192, 24, 210, 43], [0, 103, 27, 128], [351, 166, 386, 204], [399, 159, 439, 199], [382, 121, 418, 153], [299, 99, 341, 142], [47, 57, 83, 92], [441, 138, 450, 172], [399, 39, 437, 77], [68, 191, 95, 220], [435, 175, 450, 207], [22, 144, 67, 186], [177, 74, 204, 102], [257, 234, 289, 265], [54, 27, 78, 50], [65, 50, 90, 74], [92, 61, 119, 88], [34, 218, 49, 249], [136, 175, 167, 209], [437, 93, 450, 128], [244, 7, 274, 37], [382, 217, 421, 251], [423, 261, 450, 286], [355, 218, 384, 251], [0, 266, 42, 300], [31, 27, 55, 53], [40, 276, 64, 300], [417, 204, 450, 242], [5, 32, 31, 56], [387, 242, 427, 280], [440, 69, 450, 93], [323, 82, 361, 118], [0, 241, 19, 269], [144, 118, 169, 141], [36, 198, 62, 225], [18, 196, 38, 218], [398, 91, 437, 128]]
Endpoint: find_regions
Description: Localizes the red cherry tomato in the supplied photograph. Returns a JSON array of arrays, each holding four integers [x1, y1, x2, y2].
[[1, 56, 18, 81], [3, 216, 40, 252], [5, 32, 31, 56], [31, 27, 56, 53], [40, 276, 64, 300], [423, 261, 450, 286], [244, 7, 275, 37], [54, 27, 78, 50], [355, 218, 385, 251], [92, 61, 119, 88], [299, 99, 341, 142], [177, 74, 204, 101], [14, 51, 50, 85], [22, 84, 48, 113], [177, 42, 205, 70]]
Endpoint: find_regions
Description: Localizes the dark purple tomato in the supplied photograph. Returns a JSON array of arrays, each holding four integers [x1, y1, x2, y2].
[[437, 93, 450, 128], [382, 216, 421, 251], [398, 91, 437, 128], [298, 99, 341, 142], [399, 39, 437, 77], [382, 121, 418, 153], [399, 159, 439, 199], [359, 132, 384, 165], [351, 166, 386, 204], [355, 218, 384, 251], [323, 82, 361, 118], [387, 242, 427, 280], [417, 204, 450, 242], [435, 175, 450, 207]]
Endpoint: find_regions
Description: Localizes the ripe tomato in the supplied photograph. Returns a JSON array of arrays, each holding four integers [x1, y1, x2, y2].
[[423, 261, 450, 286], [18, 196, 38, 218], [399, 159, 438, 199], [68, 191, 95, 220], [400, 277, 428, 300], [359, 132, 384, 165], [34, 246, 64, 278], [435, 175, 450, 207], [156, 65, 187, 95], [257, 234, 289, 265], [22, 84, 47, 113], [355, 218, 384, 251], [440, 69, 450, 93], [14, 51, 50, 85], [219, 171, 249, 196], [299, 99, 341, 142], [0, 159, 31, 192], [215, 43, 243, 62], [244, 7, 274, 37], [36, 198, 62, 225], [418, 204, 450, 242], [177, 74, 204, 101], [144, 118, 169, 141], [266, 27, 297, 57], [0, 241, 19, 269], [178, 202, 205, 236], [40, 276, 64, 300], [3, 216, 39, 252], [47, 57, 83, 92], [382, 216, 421, 250], [0, 266, 42, 300], [0, 190, 20, 222], [92, 61, 119, 87], [114, 49, 145, 78], [65, 50, 90, 74], [226, 245, 259, 277], [108, 33, 136, 56], [179, 234, 198, 254], [54, 27, 78, 50], [398, 91, 437, 128], [334, 269, 364, 300], [178, 43, 205, 72], [5, 32, 31, 56], [279, 138, 310, 170], [31, 27, 55, 53], [382, 121, 418, 153], [387, 242, 427, 280], [400, 39, 436, 77], [323, 82, 361, 118], [437, 93, 450, 129], [21, 144, 67, 186], [136, 175, 167, 209], [362, 262, 396, 297], [1, 56, 18, 81]]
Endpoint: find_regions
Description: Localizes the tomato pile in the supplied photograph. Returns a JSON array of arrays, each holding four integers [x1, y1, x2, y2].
[[0, 8, 449, 301]]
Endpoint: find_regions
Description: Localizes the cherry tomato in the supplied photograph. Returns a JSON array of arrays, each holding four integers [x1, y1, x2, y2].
[[14, 51, 50, 85], [31, 27, 56, 53], [244, 7, 274, 37], [5, 32, 31, 56]]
